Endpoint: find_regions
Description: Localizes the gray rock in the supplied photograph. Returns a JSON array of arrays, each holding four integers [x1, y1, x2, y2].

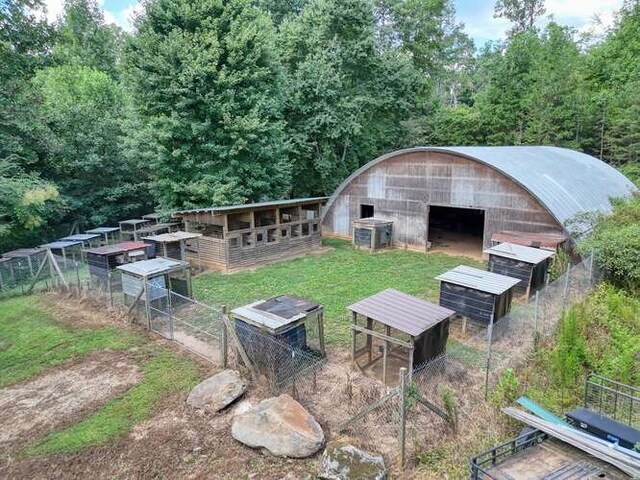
[[319, 442, 387, 480], [186, 370, 246, 413], [231, 394, 324, 458]]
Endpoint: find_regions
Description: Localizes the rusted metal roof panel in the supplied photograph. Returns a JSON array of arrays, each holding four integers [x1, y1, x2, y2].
[[347, 288, 455, 337], [174, 197, 329, 215], [491, 231, 566, 249], [436, 266, 520, 295], [485, 242, 555, 265]]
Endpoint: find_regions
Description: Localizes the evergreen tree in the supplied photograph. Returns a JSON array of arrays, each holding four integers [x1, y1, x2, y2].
[[124, 0, 290, 209]]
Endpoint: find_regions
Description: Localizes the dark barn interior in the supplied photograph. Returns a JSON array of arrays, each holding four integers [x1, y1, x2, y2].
[[428, 205, 485, 257]]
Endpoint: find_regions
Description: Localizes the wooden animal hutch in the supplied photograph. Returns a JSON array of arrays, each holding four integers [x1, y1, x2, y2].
[[352, 218, 393, 251], [119, 219, 152, 241], [59, 233, 102, 249], [0, 248, 46, 285], [436, 266, 520, 325], [40, 240, 84, 266], [143, 231, 202, 268], [485, 242, 555, 296], [142, 212, 164, 224], [231, 295, 326, 387], [348, 288, 454, 385], [85, 241, 151, 287], [117, 258, 191, 326], [174, 197, 328, 272], [85, 227, 120, 245]]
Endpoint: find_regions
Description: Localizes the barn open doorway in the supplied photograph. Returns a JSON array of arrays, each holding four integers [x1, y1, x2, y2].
[[428, 206, 484, 259]]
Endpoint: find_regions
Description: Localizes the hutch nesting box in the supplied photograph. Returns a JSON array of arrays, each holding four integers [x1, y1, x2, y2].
[[352, 218, 393, 251], [436, 266, 520, 325], [232, 295, 326, 385], [348, 289, 454, 385], [485, 242, 554, 296], [85, 241, 151, 286], [174, 197, 327, 272]]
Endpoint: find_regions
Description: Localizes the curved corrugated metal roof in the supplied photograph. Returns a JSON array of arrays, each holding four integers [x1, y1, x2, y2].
[[324, 146, 637, 235]]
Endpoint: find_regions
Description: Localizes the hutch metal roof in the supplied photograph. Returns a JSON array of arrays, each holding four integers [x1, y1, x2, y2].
[[2, 248, 44, 258], [41, 240, 83, 249], [144, 231, 202, 243], [436, 266, 520, 295], [174, 197, 329, 215], [325, 146, 637, 236], [232, 295, 321, 334], [347, 288, 455, 337], [485, 242, 555, 265], [116, 257, 187, 277], [85, 227, 120, 234], [119, 219, 150, 226], [85, 242, 148, 256], [60, 233, 101, 242]]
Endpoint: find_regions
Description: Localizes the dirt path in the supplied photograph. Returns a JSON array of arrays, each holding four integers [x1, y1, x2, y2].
[[0, 351, 141, 451]]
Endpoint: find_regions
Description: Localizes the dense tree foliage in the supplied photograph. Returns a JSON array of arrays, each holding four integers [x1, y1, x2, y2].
[[0, 0, 638, 250]]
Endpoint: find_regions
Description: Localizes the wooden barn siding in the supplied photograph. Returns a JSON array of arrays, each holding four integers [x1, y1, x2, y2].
[[324, 151, 560, 250]]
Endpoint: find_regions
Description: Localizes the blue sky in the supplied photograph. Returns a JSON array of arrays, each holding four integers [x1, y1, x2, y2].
[[42, 0, 623, 47]]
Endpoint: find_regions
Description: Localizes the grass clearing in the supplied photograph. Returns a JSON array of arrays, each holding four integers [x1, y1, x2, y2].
[[0, 296, 144, 388], [0, 295, 203, 456], [25, 347, 201, 456], [193, 238, 484, 345]]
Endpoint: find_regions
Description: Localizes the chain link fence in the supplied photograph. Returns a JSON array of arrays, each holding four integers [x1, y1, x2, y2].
[[336, 253, 602, 466]]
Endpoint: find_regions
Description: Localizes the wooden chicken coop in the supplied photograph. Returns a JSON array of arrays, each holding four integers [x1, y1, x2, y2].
[[174, 197, 327, 272]]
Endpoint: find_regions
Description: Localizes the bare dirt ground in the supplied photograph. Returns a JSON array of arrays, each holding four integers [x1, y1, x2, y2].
[[0, 350, 141, 453]]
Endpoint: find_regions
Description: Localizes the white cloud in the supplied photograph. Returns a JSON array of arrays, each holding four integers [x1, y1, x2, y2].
[[456, 0, 624, 47]]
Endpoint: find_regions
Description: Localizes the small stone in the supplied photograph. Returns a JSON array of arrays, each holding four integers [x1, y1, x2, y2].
[[231, 394, 324, 458], [186, 370, 247, 413], [319, 442, 387, 480]]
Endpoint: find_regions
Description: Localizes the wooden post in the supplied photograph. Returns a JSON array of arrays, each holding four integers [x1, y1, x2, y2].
[[221, 305, 229, 367], [533, 290, 539, 336], [383, 325, 390, 385], [317, 310, 326, 356], [408, 343, 414, 382], [167, 285, 174, 340], [27, 254, 50, 294], [399, 367, 407, 467], [366, 317, 373, 363], [48, 250, 68, 288], [351, 311, 357, 360]]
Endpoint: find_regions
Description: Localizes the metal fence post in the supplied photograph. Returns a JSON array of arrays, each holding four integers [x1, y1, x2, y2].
[[484, 314, 495, 400], [108, 271, 113, 307], [221, 305, 229, 368], [399, 367, 407, 468], [167, 287, 174, 341], [533, 290, 539, 340]]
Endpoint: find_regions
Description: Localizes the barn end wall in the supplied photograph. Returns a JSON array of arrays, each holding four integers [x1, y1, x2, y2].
[[322, 150, 561, 250]]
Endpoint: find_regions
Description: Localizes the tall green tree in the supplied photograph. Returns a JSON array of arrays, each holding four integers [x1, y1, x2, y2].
[[53, 0, 123, 78], [124, 0, 290, 209], [32, 65, 149, 227], [279, 0, 423, 196], [494, 0, 546, 36]]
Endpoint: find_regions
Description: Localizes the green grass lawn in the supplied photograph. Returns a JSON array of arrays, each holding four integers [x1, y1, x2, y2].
[[0, 295, 202, 456], [193, 238, 484, 345]]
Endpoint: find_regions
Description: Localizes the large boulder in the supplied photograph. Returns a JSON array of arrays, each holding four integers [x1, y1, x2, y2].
[[186, 370, 246, 413], [231, 394, 324, 458], [319, 442, 387, 480]]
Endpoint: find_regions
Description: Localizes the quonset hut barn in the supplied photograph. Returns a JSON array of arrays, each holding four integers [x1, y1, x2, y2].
[[322, 147, 637, 257]]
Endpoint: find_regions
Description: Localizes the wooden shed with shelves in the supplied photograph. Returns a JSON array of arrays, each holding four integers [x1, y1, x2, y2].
[[174, 197, 328, 272]]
